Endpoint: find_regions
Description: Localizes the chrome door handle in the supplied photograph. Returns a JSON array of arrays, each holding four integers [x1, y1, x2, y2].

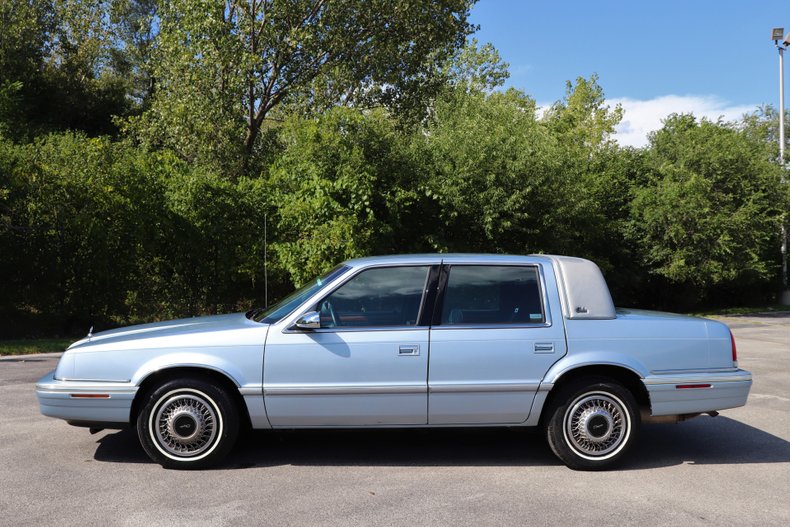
[[534, 342, 555, 353], [398, 344, 420, 356]]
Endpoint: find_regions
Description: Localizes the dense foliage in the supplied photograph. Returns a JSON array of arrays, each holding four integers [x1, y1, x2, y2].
[[0, 1, 787, 337]]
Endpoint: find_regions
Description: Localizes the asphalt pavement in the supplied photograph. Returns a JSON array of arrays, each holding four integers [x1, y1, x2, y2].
[[1, 314, 788, 526]]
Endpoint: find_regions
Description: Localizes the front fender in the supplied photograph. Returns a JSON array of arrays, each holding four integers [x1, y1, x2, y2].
[[129, 346, 269, 430], [130, 346, 264, 391]]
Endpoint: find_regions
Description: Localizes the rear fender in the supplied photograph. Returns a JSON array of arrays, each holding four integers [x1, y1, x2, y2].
[[542, 352, 649, 385], [524, 352, 649, 426]]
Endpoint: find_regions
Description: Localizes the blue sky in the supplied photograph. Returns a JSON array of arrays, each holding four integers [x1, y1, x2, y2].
[[469, 0, 788, 146]]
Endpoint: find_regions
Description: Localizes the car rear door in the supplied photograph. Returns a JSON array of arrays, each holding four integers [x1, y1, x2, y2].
[[427, 261, 567, 424]]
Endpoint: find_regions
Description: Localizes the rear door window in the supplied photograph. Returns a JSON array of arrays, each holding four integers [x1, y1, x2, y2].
[[440, 265, 544, 325]]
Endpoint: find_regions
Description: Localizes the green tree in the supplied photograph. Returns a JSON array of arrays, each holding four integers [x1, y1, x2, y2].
[[577, 146, 654, 305], [0, 81, 23, 136], [130, 0, 476, 173], [442, 38, 510, 93], [151, 169, 271, 317], [418, 86, 588, 255], [109, 0, 159, 108], [629, 114, 784, 304], [0, 132, 274, 333], [740, 105, 789, 163], [543, 74, 623, 152], [0, 0, 54, 138], [0, 133, 164, 330], [268, 107, 424, 284], [0, 0, 135, 137], [417, 75, 624, 259]]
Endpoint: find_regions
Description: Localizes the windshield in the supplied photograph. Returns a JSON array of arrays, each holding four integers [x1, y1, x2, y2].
[[250, 265, 349, 324]]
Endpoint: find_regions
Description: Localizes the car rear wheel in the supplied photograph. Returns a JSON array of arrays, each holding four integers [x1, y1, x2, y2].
[[545, 377, 639, 470], [136, 377, 239, 469]]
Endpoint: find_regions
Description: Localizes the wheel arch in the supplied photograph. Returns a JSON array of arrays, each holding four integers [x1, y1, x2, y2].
[[538, 364, 651, 426], [130, 366, 252, 430]]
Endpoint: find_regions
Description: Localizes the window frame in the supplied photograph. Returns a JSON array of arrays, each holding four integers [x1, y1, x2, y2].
[[431, 264, 552, 329], [257, 264, 349, 324]]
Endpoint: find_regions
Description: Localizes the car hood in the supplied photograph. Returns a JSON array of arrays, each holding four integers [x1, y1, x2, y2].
[[67, 313, 268, 352]]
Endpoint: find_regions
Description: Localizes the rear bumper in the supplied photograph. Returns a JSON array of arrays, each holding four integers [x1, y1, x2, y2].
[[643, 369, 752, 416], [36, 371, 137, 425]]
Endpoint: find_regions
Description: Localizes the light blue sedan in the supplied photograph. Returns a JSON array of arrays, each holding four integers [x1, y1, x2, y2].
[[36, 254, 752, 470]]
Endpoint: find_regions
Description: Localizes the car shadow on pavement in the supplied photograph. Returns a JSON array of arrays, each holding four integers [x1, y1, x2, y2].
[[92, 426, 560, 467], [93, 428, 149, 464], [627, 416, 790, 469], [92, 415, 790, 470]]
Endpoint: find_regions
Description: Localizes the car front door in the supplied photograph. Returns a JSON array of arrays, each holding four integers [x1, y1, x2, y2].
[[427, 263, 567, 424], [263, 265, 434, 426]]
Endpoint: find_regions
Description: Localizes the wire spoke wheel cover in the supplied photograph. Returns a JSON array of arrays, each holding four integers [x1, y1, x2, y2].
[[149, 389, 223, 461], [563, 391, 630, 460], [545, 378, 639, 470], [137, 377, 240, 469]]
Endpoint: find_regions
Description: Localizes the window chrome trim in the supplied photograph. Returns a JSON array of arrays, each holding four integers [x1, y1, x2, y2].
[[537, 262, 553, 325], [429, 322, 552, 331], [413, 267, 432, 326], [433, 263, 553, 329]]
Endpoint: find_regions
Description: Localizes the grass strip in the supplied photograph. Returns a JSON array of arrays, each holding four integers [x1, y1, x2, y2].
[[0, 338, 73, 356]]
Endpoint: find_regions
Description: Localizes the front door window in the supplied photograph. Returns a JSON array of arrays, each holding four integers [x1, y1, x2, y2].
[[317, 266, 430, 328]]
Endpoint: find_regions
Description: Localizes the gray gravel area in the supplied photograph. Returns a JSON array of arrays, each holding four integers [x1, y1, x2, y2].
[[1, 314, 788, 526]]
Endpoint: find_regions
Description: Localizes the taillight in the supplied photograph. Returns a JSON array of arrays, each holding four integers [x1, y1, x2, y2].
[[730, 330, 738, 366]]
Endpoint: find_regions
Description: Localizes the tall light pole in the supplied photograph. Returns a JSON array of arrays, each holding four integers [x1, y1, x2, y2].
[[772, 28, 790, 304]]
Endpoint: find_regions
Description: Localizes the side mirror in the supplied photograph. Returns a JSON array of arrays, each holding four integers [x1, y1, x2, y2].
[[294, 311, 321, 330]]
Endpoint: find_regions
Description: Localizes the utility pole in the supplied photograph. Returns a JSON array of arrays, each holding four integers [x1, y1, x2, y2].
[[771, 28, 790, 303]]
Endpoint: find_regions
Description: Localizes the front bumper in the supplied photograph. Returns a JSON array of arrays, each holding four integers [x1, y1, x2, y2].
[[36, 371, 138, 425], [643, 369, 752, 416]]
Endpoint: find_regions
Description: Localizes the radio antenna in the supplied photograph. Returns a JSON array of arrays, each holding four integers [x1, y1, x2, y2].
[[264, 212, 268, 308]]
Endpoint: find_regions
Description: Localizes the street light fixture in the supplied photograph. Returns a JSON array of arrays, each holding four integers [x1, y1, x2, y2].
[[774, 29, 787, 165], [772, 28, 790, 303]]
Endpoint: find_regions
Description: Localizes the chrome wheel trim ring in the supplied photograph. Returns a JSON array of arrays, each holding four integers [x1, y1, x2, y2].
[[148, 388, 224, 462], [562, 391, 631, 461]]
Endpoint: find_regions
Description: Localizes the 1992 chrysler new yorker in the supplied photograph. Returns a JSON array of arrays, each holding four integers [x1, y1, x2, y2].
[[36, 254, 752, 470]]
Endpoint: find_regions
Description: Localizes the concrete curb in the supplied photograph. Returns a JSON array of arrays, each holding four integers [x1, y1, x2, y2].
[[0, 352, 64, 361]]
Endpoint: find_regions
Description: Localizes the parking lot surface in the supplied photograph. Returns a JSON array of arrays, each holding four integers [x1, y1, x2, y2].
[[1, 314, 788, 526]]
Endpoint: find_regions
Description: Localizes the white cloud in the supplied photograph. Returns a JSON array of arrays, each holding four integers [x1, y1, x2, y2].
[[610, 95, 756, 148]]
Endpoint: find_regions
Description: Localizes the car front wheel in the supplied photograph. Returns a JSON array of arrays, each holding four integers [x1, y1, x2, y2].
[[136, 377, 239, 469], [545, 377, 639, 470]]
